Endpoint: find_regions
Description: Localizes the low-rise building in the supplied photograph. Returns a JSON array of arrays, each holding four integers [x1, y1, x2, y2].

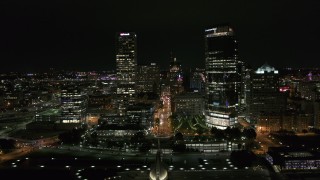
[[34, 108, 60, 122], [172, 92, 205, 116], [95, 124, 146, 140], [126, 103, 154, 128], [266, 147, 320, 171], [257, 112, 313, 133]]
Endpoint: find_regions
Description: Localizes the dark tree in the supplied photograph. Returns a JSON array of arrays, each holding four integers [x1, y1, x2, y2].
[[90, 132, 98, 146], [210, 127, 219, 135], [172, 143, 186, 152], [217, 130, 226, 140], [195, 125, 206, 135], [0, 139, 16, 153], [224, 127, 232, 140], [175, 132, 184, 141], [139, 140, 152, 153], [230, 127, 242, 140], [131, 131, 145, 142], [230, 150, 256, 167], [130, 131, 147, 149], [243, 128, 257, 140], [58, 127, 85, 145], [302, 129, 308, 134]]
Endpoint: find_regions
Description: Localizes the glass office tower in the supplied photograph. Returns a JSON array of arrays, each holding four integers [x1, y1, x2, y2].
[[204, 26, 241, 129]]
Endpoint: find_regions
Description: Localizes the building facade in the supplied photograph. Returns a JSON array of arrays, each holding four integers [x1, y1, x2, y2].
[[116, 32, 137, 116], [172, 92, 205, 116], [204, 25, 242, 129], [190, 68, 205, 92], [168, 57, 184, 96], [266, 147, 320, 171], [60, 88, 87, 124], [250, 64, 286, 117], [136, 63, 160, 94], [257, 112, 312, 133], [126, 103, 155, 128]]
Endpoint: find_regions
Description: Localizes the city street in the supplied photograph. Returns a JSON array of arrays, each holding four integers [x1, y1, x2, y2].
[[255, 132, 280, 154], [154, 86, 172, 136], [238, 117, 280, 154]]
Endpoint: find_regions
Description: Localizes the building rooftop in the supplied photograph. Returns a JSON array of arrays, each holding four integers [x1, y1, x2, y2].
[[267, 147, 320, 160], [255, 63, 279, 74], [36, 108, 60, 116], [174, 92, 205, 99], [96, 124, 144, 131]]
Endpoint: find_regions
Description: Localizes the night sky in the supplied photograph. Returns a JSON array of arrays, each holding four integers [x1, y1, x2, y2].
[[1, 0, 320, 72]]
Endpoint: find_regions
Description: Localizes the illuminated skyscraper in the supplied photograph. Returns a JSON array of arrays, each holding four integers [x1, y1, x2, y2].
[[204, 25, 242, 129], [116, 32, 137, 82], [116, 32, 137, 115]]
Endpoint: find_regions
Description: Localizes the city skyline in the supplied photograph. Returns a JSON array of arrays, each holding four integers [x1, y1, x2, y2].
[[2, 1, 320, 179], [1, 0, 320, 72]]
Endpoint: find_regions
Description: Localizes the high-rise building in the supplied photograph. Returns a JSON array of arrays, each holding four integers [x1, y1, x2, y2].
[[168, 56, 183, 95], [243, 66, 253, 115], [190, 68, 205, 92], [250, 63, 286, 116], [60, 88, 87, 124], [136, 63, 160, 94], [204, 25, 242, 129], [115, 32, 137, 116]]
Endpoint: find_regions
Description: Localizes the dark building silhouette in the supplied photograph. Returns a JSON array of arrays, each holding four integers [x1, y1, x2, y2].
[[168, 56, 184, 96], [250, 63, 286, 116], [136, 63, 160, 94]]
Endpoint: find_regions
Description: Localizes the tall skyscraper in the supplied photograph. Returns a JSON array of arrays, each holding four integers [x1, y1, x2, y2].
[[250, 63, 286, 116], [204, 25, 242, 129], [116, 32, 137, 116]]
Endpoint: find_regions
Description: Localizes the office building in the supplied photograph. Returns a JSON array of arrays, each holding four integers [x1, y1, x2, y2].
[[257, 111, 312, 133], [243, 66, 252, 114], [204, 25, 242, 129], [169, 56, 184, 96], [172, 92, 205, 116], [266, 147, 320, 171], [189, 68, 205, 92], [250, 64, 286, 116], [35, 108, 61, 122], [60, 88, 87, 124], [115, 32, 137, 116], [136, 63, 160, 94], [126, 103, 154, 128]]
